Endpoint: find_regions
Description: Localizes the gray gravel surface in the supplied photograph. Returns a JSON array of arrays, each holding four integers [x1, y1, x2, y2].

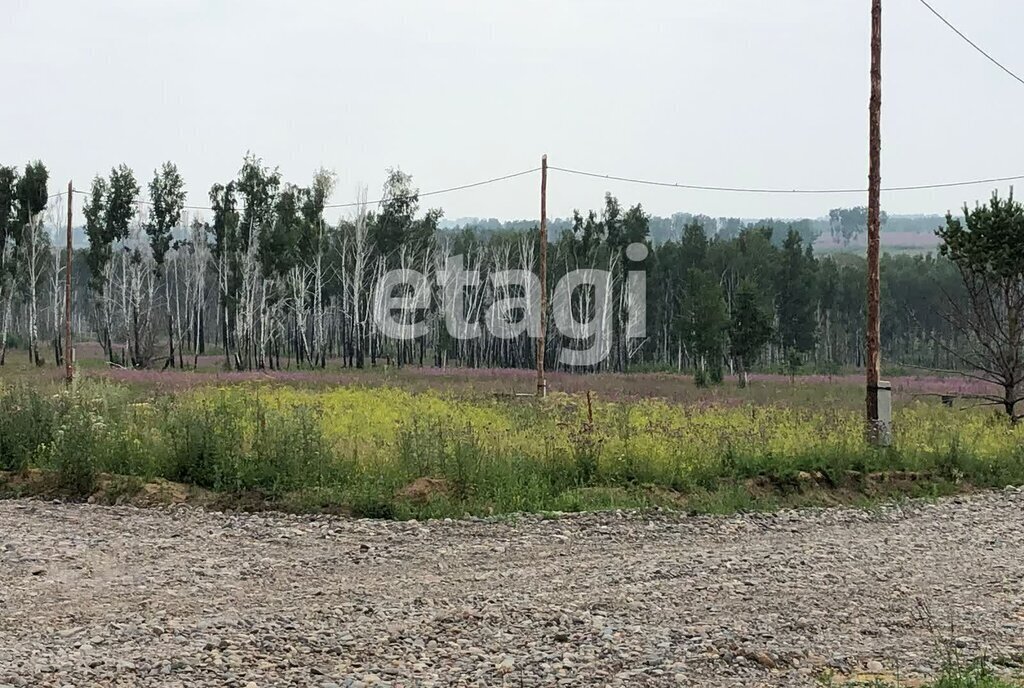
[[2, 492, 1024, 687]]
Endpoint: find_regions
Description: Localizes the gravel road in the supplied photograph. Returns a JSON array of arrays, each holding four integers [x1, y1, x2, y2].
[[2, 492, 1023, 687]]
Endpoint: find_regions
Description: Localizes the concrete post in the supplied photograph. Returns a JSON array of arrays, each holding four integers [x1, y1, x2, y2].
[[871, 380, 892, 447]]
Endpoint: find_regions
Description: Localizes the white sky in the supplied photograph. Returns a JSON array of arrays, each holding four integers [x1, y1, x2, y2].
[[4, 0, 1024, 225]]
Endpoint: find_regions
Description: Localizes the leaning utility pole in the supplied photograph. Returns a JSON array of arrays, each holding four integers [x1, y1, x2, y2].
[[866, 0, 890, 444], [536, 155, 548, 398], [65, 180, 74, 385]]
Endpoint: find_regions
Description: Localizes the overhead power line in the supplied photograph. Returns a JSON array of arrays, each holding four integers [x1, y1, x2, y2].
[[51, 162, 1024, 213], [548, 165, 1024, 195], [70, 167, 540, 212], [917, 0, 1024, 89], [327, 167, 541, 209]]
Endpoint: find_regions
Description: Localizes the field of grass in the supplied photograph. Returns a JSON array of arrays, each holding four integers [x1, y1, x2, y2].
[[4, 340, 998, 406], [2, 350, 1022, 519]]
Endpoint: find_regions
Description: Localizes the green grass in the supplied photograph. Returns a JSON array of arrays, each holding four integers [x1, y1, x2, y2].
[[820, 660, 1020, 687], [2, 375, 1023, 519]]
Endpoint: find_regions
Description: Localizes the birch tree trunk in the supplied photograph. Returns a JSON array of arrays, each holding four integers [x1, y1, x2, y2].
[[0, 287, 13, 366], [351, 189, 370, 368]]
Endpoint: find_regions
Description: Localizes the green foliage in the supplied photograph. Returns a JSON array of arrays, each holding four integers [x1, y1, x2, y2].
[[208, 180, 239, 263], [266, 169, 337, 277], [679, 220, 709, 271], [236, 153, 281, 251], [4, 380, 1024, 519], [730, 278, 774, 376], [267, 183, 304, 276], [83, 175, 110, 292], [681, 268, 729, 383], [250, 403, 335, 493], [928, 661, 1016, 688], [369, 168, 442, 262], [15, 161, 48, 225], [161, 394, 339, 494], [937, 190, 1024, 423], [568, 208, 603, 258], [146, 161, 186, 270], [106, 164, 141, 243], [777, 229, 818, 355], [567, 420, 602, 487], [939, 191, 1024, 280], [601, 193, 622, 249], [0, 165, 18, 297], [162, 395, 244, 490], [299, 167, 336, 256], [50, 401, 98, 497], [22, 162, 981, 379], [0, 385, 56, 470], [0, 165, 17, 247], [348, 493, 398, 520], [620, 202, 650, 249], [84, 165, 140, 294]]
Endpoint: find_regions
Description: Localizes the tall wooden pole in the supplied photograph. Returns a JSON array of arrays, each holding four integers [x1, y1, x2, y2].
[[65, 180, 74, 386], [537, 155, 548, 398], [866, 0, 882, 434]]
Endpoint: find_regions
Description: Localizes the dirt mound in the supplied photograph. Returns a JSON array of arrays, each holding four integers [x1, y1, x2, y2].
[[394, 477, 453, 504]]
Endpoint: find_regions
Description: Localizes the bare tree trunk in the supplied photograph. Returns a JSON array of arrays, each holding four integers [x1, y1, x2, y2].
[[313, 253, 325, 368], [289, 266, 309, 368], [165, 270, 175, 368], [351, 189, 369, 369], [24, 215, 43, 366], [0, 288, 12, 366]]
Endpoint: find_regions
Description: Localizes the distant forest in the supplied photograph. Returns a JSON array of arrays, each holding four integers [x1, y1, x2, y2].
[[442, 210, 944, 249], [0, 156, 980, 382]]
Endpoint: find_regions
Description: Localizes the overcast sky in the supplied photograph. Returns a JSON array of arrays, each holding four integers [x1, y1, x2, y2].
[[4, 0, 1024, 225]]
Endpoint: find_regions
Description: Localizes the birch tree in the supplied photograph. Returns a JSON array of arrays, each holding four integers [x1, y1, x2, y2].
[[348, 187, 371, 367], [146, 162, 186, 366], [46, 195, 66, 365], [15, 161, 49, 366], [236, 153, 280, 370], [83, 176, 112, 360], [209, 181, 239, 367], [0, 166, 17, 365], [303, 168, 336, 367], [123, 210, 155, 367], [84, 165, 140, 363]]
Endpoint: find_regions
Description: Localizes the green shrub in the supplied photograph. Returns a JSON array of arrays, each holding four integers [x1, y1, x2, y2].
[[162, 397, 245, 490], [0, 386, 56, 471], [2, 379, 1024, 520], [251, 402, 335, 494], [50, 401, 99, 497], [348, 493, 397, 519]]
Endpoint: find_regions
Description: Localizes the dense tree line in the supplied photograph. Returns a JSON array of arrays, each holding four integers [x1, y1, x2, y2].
[[445, 208, 944, 247], [0, 157, 975, 384]]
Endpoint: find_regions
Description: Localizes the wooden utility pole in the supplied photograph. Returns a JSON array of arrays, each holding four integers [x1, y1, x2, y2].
[[65, 180, 74, 386], [866, 0, 883, 437], [536, 155, 548, 398]]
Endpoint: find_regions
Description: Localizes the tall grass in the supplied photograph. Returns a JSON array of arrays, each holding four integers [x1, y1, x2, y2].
[[1, 380, 1023, 517]]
